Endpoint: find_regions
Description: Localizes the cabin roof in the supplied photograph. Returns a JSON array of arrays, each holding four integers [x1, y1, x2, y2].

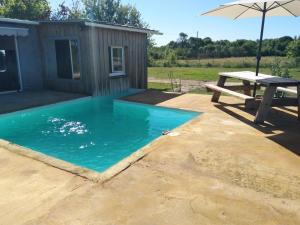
[[0, 17, 39, 25], [40, 20, 161, 35], [0, 17, 161, 35]]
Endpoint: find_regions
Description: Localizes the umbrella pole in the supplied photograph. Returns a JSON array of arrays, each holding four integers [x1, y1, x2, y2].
[[253, 2, 267, 97]]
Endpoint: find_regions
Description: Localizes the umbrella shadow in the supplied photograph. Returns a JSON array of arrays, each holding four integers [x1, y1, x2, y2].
[[215, 102, 300, 156]]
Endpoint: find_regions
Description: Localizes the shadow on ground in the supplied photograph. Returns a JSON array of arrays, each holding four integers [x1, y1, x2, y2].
[[0, 91, 85, 114], [120, 90, 182, 105], [215, 102, 300, 156], [122, 90, 300, 157]]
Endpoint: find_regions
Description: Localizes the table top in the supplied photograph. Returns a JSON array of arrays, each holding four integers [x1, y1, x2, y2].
[[219, 71, 300, 87]]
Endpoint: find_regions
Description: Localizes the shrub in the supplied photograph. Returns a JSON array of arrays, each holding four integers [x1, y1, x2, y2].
[[270, 58, 291, 78], [196, 63, 203, 67], [163, 61, 171, 67], [287, 37, 300, 58], [241, 61, 252, 68], [206, 62, 212, 67], [223, 62, 232, 68]]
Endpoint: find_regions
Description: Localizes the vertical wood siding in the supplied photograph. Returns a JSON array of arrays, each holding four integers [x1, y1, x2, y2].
[[39, 23, 147, 95]]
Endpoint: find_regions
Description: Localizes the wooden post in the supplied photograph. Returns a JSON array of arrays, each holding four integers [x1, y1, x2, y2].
[[212, 75, 227, 103], [254, 86, 276, 124], [242, 80, 252, 96], [297, 85, 300, 121], [253, 2, 267, 97]]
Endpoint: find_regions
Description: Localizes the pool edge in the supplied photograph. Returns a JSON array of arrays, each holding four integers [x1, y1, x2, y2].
[[0, 132, 169, 183], [0, 139, 103, 182], [0, 110, 202, 183]]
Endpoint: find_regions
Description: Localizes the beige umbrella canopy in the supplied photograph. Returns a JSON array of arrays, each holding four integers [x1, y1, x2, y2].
[[203, 0, 300, 19], [202, 0, 300, 96]]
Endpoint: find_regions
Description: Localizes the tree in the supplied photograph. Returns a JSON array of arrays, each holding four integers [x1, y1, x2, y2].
[[127, 5, 144, 28], [0, 0, 4, 15], [177, 32, 188, 47], [151, 33, 295, 60], [203, 37, 213, 45], [147, 37, 158, 66], [287, 37, 300, 58], [52, 0, 85, 20], [83, 0, 146, 27], [278, 36, 294, 53], [0, 0, 51, 20]]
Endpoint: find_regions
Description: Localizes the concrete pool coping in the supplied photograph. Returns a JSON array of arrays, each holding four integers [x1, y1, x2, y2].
[[0, 135, 164, 183], [0, 98, 202, 183], [1, 91, 300, 225]]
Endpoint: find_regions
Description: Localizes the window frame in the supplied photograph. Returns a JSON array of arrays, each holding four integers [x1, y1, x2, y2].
[[110, 46, 126, 77], [53, 38, 81, 81], [69, 39, 81, 80]]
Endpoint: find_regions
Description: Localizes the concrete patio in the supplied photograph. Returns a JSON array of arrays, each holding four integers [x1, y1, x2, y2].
[[0, 90, 299, 225]]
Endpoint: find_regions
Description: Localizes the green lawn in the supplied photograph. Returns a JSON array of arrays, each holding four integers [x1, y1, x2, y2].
[[148, 67, 300, 81], [148, 82, 172, 91]]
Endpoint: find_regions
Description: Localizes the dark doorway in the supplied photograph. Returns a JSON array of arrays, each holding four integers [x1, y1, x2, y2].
[[0, 36, 20, 92], [54, 39, 81, 80], [55, 40, 73, 79]]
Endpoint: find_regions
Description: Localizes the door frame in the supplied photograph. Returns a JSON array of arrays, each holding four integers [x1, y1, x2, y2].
[[14, 35, 23, 92]]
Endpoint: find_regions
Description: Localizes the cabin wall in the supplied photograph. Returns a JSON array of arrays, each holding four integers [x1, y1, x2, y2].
[[39, 23, 148, 95], [86, 26, 148, 95], [38, 24, 89, 94], [0, 23, 43, 91]]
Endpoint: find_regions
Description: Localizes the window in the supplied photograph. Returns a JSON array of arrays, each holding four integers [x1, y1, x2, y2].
[[0, 50, 6, 73], [110, 47, 125, 76], [55, 39, 80, 80]]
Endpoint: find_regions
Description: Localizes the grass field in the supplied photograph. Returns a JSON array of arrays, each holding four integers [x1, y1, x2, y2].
[[176, 56, 288, 68], [148, 82, 172, 91], [148, 57, 300, 93], [148, 67, 300, 81], [149, 57, 300, 81], [153, 56, 297, 68]]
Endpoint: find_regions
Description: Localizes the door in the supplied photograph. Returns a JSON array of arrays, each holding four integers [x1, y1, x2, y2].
[[0, 49, 20, 92]]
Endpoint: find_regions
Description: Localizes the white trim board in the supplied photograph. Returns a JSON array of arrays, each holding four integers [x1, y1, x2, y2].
[[84, 22, 162, 35]]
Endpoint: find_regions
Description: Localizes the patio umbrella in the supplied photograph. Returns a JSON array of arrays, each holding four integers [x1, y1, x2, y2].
[[202, 0, 300, 96]]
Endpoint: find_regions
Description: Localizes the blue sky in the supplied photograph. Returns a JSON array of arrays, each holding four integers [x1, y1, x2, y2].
[[50, 0, 300, 46]]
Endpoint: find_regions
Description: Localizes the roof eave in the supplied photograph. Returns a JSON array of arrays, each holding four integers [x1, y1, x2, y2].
[[0, 17, 39, 25], [84, 22, 162, 35]]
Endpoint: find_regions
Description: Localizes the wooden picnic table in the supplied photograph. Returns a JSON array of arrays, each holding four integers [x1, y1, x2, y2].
[[210, 71, 300, 124]]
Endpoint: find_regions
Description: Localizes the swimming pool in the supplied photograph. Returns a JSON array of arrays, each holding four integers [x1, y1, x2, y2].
[[0, 92, 199, 172]]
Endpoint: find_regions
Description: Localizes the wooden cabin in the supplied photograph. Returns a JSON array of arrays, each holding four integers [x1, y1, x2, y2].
[[0, 18, 159, 95]]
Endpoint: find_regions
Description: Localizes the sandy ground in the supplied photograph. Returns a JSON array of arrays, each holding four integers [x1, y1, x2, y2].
[[0, 91, 299, 225], [148, 77, 206, 92]]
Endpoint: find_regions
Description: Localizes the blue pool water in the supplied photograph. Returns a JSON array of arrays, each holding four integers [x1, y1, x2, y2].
[[0, 92, 199, 172]]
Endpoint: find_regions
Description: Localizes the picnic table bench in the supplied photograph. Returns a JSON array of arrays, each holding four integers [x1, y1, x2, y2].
[[205, 71, 300, 124]]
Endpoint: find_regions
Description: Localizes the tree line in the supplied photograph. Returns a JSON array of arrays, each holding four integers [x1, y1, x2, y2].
[[0, 0, 146, 28], [149, 33, 300, 64], [1, 1, 299, 63]]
